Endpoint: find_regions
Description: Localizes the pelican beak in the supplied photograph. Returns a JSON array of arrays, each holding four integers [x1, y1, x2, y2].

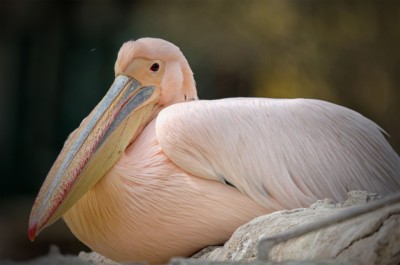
[[28, 75, 160, 240]]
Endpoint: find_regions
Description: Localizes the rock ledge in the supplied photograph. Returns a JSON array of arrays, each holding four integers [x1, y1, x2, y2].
[[3, 191, 399, 265]]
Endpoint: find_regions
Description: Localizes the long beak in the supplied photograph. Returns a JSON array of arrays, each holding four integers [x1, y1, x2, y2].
[[28, 75, 160, 240]]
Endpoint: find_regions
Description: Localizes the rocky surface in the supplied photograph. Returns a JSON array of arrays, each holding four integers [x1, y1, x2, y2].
[[2, 191, 399, 265], [193, 191, 399, 264]]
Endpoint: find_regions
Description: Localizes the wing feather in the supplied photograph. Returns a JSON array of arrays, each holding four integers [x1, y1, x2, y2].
[[156, 98, 400, 210]]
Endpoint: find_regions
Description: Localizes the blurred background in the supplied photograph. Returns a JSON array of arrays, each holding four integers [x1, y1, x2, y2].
[[1, 0, 399, 261]]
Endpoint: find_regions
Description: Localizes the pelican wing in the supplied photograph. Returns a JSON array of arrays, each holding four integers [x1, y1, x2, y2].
[[156, 98, 400, 210]]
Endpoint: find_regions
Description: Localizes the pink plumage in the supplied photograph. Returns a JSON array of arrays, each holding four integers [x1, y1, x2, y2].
[[29, 38, 400, 264]]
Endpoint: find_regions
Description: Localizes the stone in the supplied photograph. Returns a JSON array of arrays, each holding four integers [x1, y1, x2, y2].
[[193, 191, 400, 265], [1, 245, 92, 265], [3, 191, 398, 265]]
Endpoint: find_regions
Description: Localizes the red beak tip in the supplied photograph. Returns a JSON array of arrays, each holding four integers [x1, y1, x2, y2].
[[28, 223, 37, 241]]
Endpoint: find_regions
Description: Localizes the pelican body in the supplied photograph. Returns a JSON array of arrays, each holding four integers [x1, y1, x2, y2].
[[29, 38, 400, 264]]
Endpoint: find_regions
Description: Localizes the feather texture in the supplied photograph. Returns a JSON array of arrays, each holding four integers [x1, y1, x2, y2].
[[156, 98, 400, 210], [64, 119, 268, 264]]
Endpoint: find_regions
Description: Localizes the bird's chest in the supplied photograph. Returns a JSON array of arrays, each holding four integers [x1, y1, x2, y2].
[[62, 128, 269, 263], [63, 165, 268, 264]]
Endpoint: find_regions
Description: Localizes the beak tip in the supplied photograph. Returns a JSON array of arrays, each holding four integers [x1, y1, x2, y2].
[[28, 222, 37, 241]]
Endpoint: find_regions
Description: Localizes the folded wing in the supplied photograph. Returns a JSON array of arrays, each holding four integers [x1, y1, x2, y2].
[[156, 98, 400, 210]]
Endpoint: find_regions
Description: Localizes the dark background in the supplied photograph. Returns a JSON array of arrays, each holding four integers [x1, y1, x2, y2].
[[1, 0, 399, 261]]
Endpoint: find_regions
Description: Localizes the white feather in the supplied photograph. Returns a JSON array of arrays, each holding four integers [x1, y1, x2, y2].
[[156, 98, 400, 210]]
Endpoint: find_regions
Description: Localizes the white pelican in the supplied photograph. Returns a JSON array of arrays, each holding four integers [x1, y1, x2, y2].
[[29, 38, 400, 264]]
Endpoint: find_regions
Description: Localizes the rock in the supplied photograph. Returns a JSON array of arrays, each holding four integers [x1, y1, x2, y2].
[[2, 191, 398, 265], [193, 191, 400, 265], [171, 258, 356, 265], [1, 245, 92, 265], [78, 251, 121, 265]]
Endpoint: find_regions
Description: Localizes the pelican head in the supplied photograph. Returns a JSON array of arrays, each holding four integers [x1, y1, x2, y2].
[[28, 38, 198, 240]]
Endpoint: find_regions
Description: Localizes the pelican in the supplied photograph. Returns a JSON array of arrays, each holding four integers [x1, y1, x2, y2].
[[29, 38, 400, 264]]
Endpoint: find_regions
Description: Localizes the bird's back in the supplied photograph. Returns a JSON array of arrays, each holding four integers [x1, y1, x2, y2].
[[156, 98, 400, 210]]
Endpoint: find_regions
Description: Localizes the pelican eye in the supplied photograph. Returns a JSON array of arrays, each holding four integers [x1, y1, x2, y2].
[[150, 63, 160, 72]]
